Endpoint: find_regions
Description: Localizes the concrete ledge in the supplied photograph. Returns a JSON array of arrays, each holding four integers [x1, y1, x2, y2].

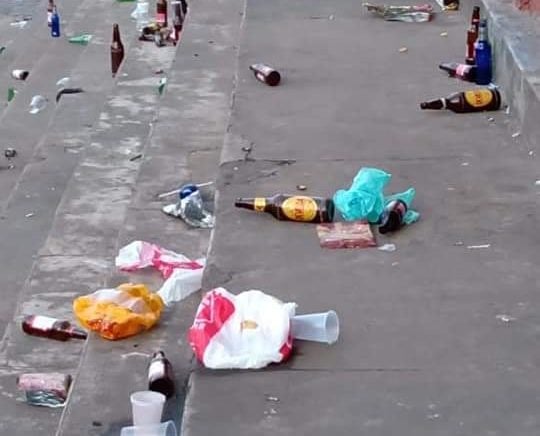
[[483, 0, 540, 146]]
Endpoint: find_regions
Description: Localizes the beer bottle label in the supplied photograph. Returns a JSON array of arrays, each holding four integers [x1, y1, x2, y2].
[[464, 89, 493, 108], [281, 196, 318, 221], [148, 360, 165, 380], [157, 12, 166, 25], [456, 64, 470, 77], [254, 198, 266, 212], [32, 316, 57, 331]]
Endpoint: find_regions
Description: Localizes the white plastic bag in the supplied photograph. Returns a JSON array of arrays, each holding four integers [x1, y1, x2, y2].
[[157, 258, 206, 305], [188, 288, 297, 369]]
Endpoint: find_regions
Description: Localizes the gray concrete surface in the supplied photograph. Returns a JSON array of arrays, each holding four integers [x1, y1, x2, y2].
[[182, 0, 540, 435]]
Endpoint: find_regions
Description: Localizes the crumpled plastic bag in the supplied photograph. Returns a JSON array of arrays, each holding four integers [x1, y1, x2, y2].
[[333, 167, 420, 224], [188, 288, 297, 369], [115, 240, 203, 279], [157, 258, 206, 305], [73, 283, 164, 340]]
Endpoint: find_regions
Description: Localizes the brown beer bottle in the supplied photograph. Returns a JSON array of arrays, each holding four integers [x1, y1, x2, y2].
[[235, 194, 334, 223], [172, 1, 183, 45], [22, 315, 87, 341], [148, 351, 175, 398], [420, 88, 501, 113], [249, 64, 281, 86], [439, 62, 476, 82], [466, 6, 480, 65], [111, 24, 125, 78], [156, 0, 168, 28]]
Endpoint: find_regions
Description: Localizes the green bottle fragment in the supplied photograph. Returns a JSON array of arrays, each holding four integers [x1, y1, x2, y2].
[[7, 87, 16, 102], [158, 78, 167, 95], [68, 34, 92, 45], [0, 47, 6, 55]]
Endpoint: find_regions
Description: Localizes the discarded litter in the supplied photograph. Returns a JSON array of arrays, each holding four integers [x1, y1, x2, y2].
[[17, 373, 72, 408], [266, 395, 280, 402], [363, 3, 433, 22], [47, 0, 54, 27], [398, 47, 408, 53], [188, 288, 297, 369], [378, 243, 397, 252], [10, 18, 31, 28], [11, 69, 29, 81], [7, 87, 17, 102], [130, 390, 166, 427], [148, 351, 175, 398], [51, 5, 60, 37], [439, 63, 476, 82], [68, 34, 93, 45], [496, 314, 516, 323], [0, 46, 6, 55], [249, 63, 281, 86], [440, 31, 448, 37], [535, 180, 540, 186], [511, 132, 521, 138], [435, 0, 459, 11], [25, 212, 35, 218], [316, 221, 376, 249], [421, 88, 501, 113], [22, 314, 87, 341], [73, 283, 164, 340], [157, 181, 213, 198], [131, 0, 151, 31], [466, 244, 491, 249], [56, 77, 70, 88], [130, 153, 143, 161], [4, 148, 17, 160], [475, 19, 492, 85], [291, 310, 339, 344], [296, 184, 307, 191], [333, 167, 420, 229], [29, 95, 48, 114], [157, 258, 205, 305], [111, 24, 125, 78], [162, 184, 215, 228], [235, 193, 334, 223], [158, 77, 168, 95], [56, 87, 84, 103], [121, 421, 177, 436]]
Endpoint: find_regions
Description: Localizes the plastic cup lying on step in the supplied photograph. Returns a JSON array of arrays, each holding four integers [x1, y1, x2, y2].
[[120, 420, 177, 436], [130, 391, 166, 426], [291, 310, 339, 344]]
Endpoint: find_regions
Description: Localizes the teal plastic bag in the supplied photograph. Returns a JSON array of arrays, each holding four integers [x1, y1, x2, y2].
[[333, 167, 420, 224]]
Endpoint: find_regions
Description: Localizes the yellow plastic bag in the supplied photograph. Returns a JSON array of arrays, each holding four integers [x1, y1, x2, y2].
[[73, 283, 164, 340]]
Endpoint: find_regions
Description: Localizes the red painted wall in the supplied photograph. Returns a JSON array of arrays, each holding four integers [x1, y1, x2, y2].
[[515, 0, 540, 11]]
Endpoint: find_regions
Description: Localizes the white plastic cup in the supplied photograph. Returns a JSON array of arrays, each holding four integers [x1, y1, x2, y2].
[[130, 391, 166, 426], [120, 420, 177, 436], [291, 310, 339, 344]]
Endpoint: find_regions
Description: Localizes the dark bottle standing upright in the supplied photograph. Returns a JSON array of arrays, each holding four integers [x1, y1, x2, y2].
[[378, 200, 407, 234], [235, 194, 334, 223], [249, 64, 281, 86], [47, 0, 54, 27], [420, 88, 501, 113], [156, 0, 168, 28], [475, 19, 492, 85], [148, 351, 175, 398], [22, 315, 87, 341], [471, 6, 480, 32], [465, 6, 480, 65], [172, 1, 184, 45], [180, 0, 188, 16], [111, 24, 125, 78], [439, 62, 477, 82], [51, 6, 60, 37]]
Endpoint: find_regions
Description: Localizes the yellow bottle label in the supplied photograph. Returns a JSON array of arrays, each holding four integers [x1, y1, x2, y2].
[[464, 89, 493, 108], [254, 198, 266, 212], [281, 196, 318, 221]]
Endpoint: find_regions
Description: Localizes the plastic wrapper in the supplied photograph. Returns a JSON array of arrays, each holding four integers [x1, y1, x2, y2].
[[316, 221, 376, 248], [363, 3, 433, 22], [157, 258, 205, 305], [73, 283, 164, 340], [188, 288, 296, 369], [333, 167, 420, 225], [17, 373, 71, 408]]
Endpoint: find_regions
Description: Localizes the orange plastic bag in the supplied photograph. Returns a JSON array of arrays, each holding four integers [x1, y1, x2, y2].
[[73, 283, 164, 340]]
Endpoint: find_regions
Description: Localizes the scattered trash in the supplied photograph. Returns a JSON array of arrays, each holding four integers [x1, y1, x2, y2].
[[316, 221, 376, 249], [11, 69, 29, 81], [266, 395, 280, 402], [440, 31, 448, 37], [129, 153, 143, 161], [4, 148, 17, 160], [158, 77, 167, 95], [25, 212, 35, 218], [157, 258, 205, 305], [249, 64, 281, 86], [73, 283, 164, 340], [487, 116, 495, 122], [296, 184, 307, 191], [496, 314, 516, 323], [56, 77, 70, 88], [10, 18, 31, 28], [51, 5, 60, 37], [511, 131, 521, 138], [130, 391, 166, 427], [421, 88, 501, 113], [121, 421, 177, 436], [504, 106, 510, 115], [17, 373, 72, 408], [22, 314, 87, 341], [378, 243, 396, 252], [154, 69, 164, 75], [466, 244, 491, 249], [398, 47, 408, 53], [132, 0, 151, 31], [535, 180, 540, 186], [148, 351, 175, 398], [461, 162, 469, 166], [0, 46, 5, 55], [427, 413, 441, 420], [162, 184, 215, 228], [363, 3, 433, 22], [235, 194, 334, 223], [528, 150, 535, 156], [68, 34, 93, 45], [333, 167, 420, 228], [188, 288, 296, 369], [475, 20, 492, 85], [7, 87, 16, 103], [378, 199, 407, 234], [47, 0, 54, 27], [291, 310, 339, 344], [435, 0, 459, 11], [29, 95, 48, 114], [56, 87, 84, 103], [111, 24, 125, 78], [439, 62, 476, 82]]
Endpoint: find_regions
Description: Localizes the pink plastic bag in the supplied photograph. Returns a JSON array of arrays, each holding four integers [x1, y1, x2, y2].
[[188, 288, 297, 369]]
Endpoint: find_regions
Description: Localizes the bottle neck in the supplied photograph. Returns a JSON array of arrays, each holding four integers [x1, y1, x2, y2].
[[69, 327, 88, 340], [478, 24, 487, 41], [235, 197, 267, 212]]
